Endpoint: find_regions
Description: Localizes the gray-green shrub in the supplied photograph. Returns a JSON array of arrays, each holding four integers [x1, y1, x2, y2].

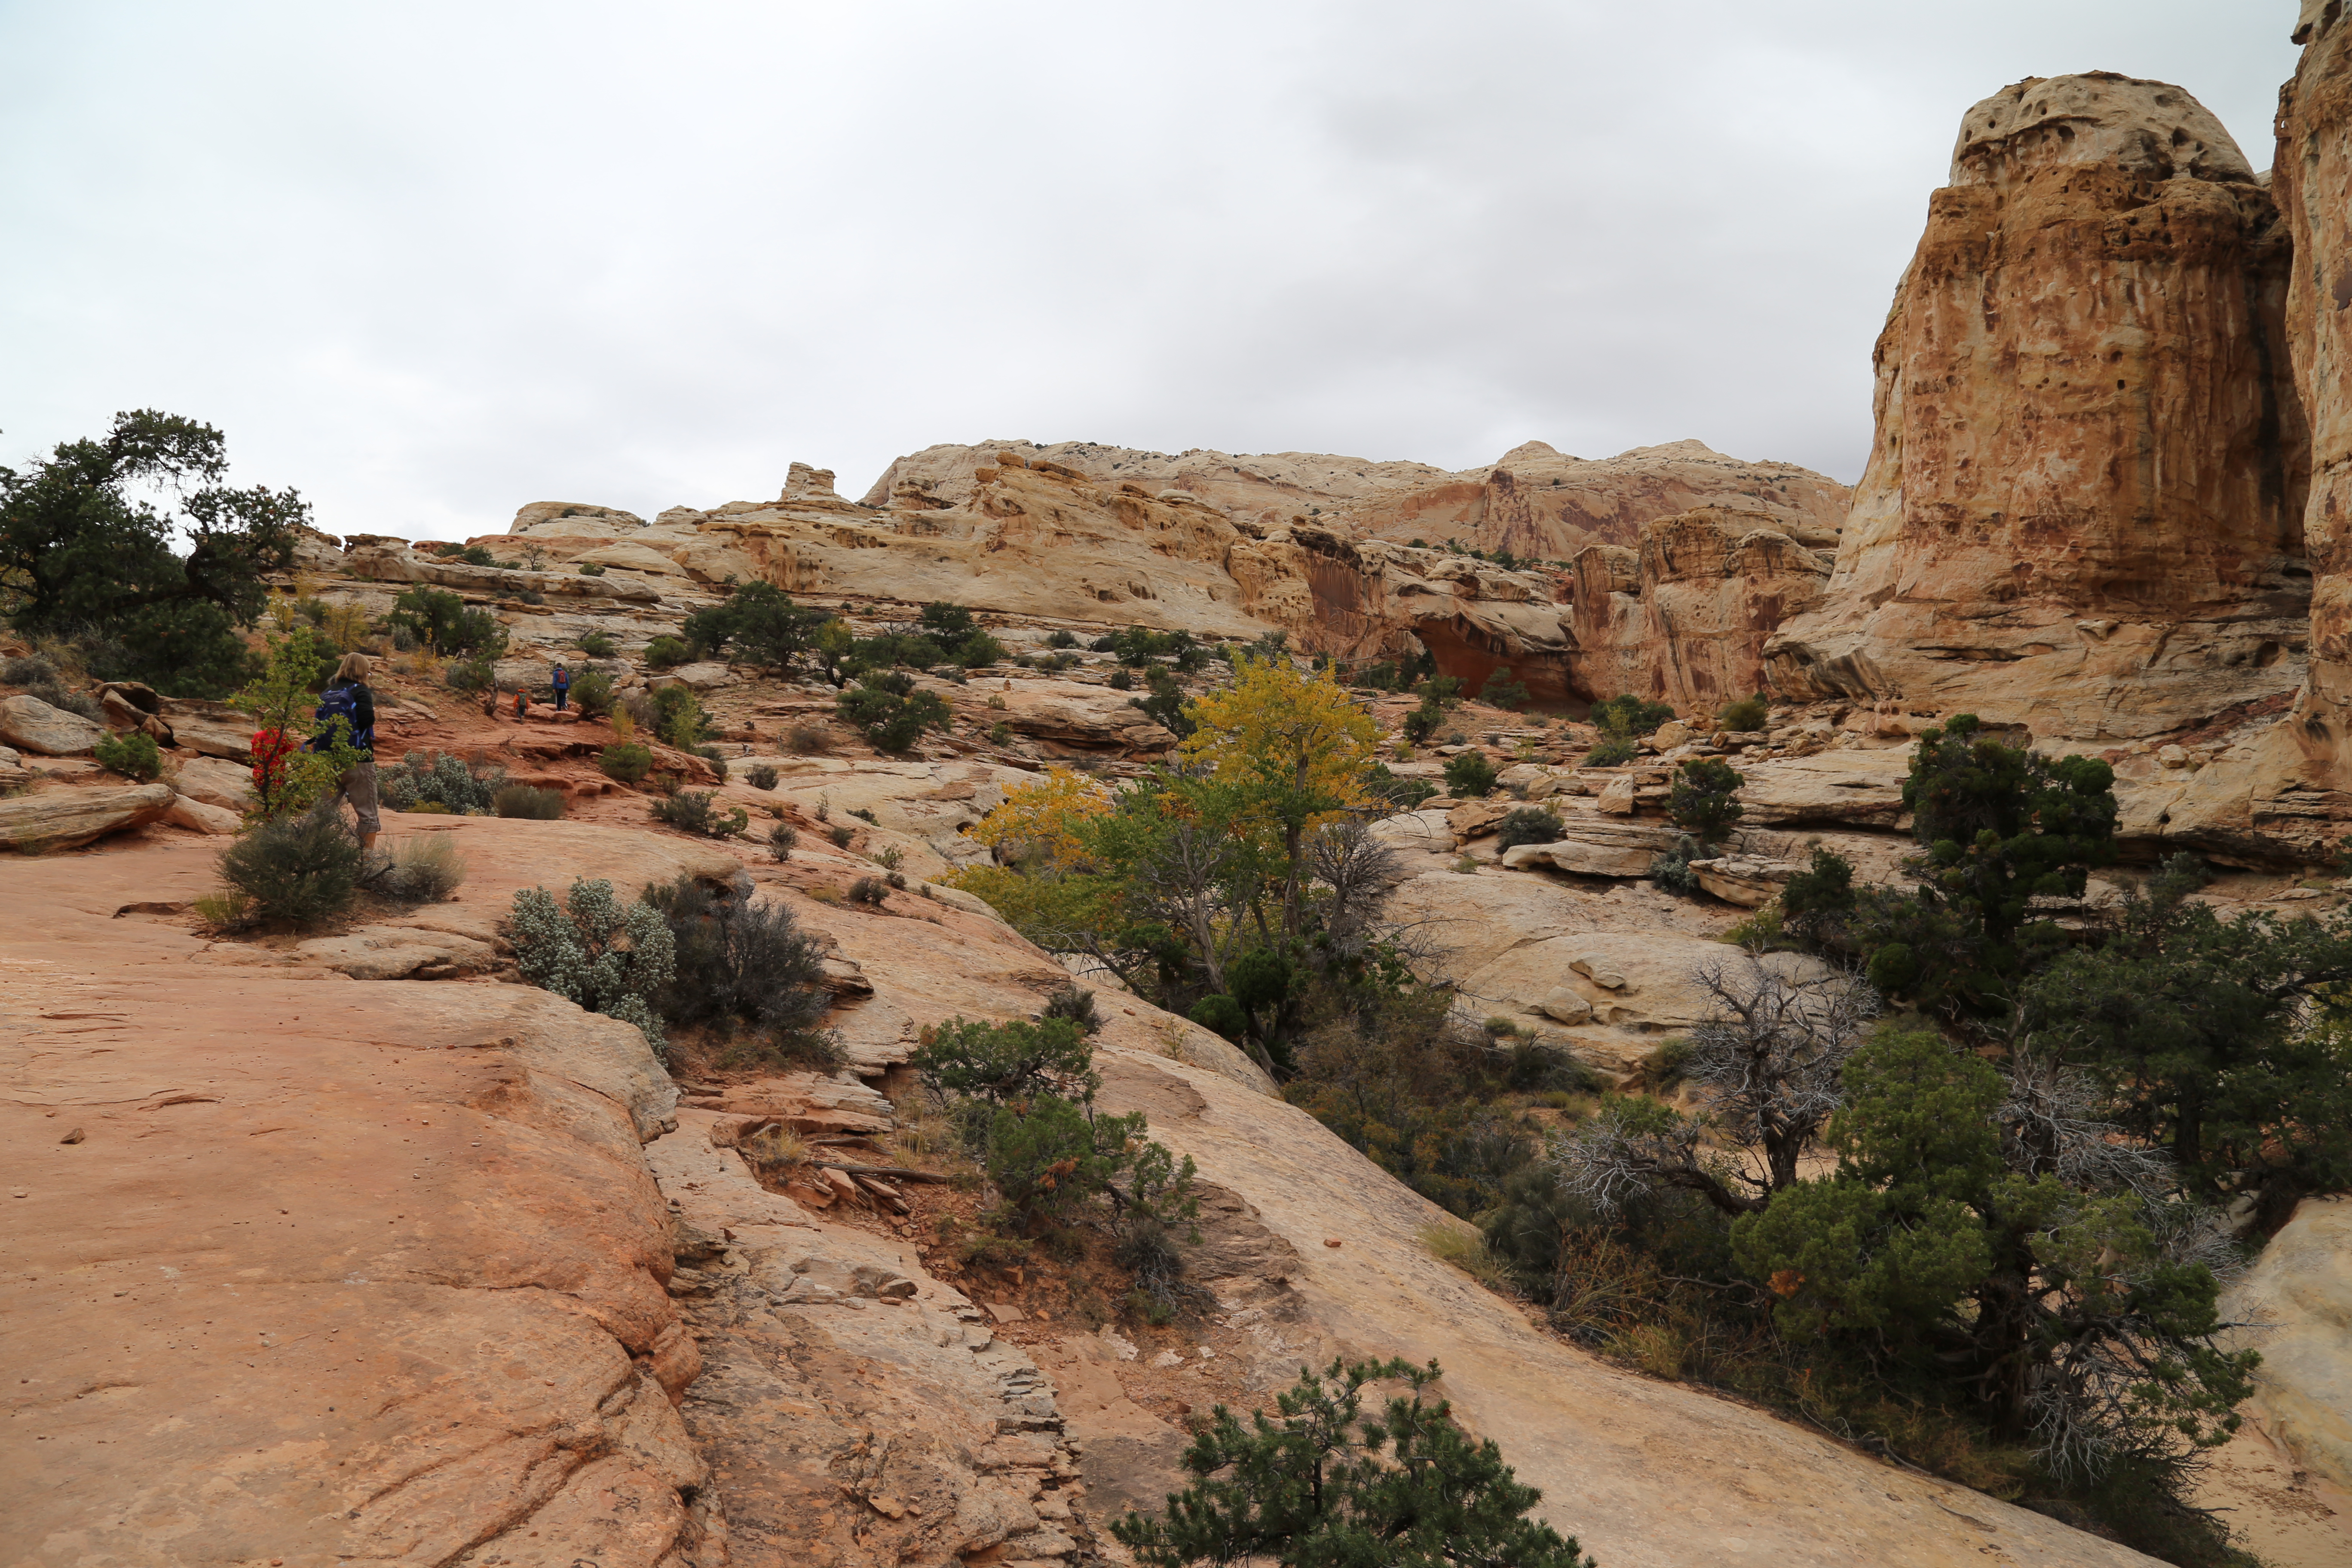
[[493, 784, 565, 820], [380, 750, 504, 814], [217, 812, 363, 929], [508, 877, 676, 1052]]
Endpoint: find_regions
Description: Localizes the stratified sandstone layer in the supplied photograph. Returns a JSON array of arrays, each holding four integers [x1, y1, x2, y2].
[[863, 436, 1849, 560], [1766, 72, 2310, 741]]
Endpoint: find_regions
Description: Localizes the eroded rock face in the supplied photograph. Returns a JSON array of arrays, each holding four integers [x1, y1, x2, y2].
[[0, 780, 174, 851], [0, 693, 107, 755], [1565, 506, 1829, 709], [1766, 72, 2310, 742]]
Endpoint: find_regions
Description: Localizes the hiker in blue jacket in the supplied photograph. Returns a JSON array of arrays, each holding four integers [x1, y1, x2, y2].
[[551, 663, 571, 711], [309, 652, 380, 852]]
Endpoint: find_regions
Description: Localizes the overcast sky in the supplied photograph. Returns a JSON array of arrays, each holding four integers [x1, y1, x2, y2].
[[0, 1, 2304, 541]]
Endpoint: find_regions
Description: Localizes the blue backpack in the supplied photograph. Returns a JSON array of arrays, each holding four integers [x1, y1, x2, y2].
[[312, 682, 373, 752]]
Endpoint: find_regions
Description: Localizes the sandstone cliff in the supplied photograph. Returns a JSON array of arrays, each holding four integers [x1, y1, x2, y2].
[[1765, 72, 2310, 743], [864, 435, 1850, 561]]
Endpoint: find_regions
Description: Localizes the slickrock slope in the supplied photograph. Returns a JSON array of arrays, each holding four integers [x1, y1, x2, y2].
[[1765, 72, 2309, 742], [0, 828, 720, 1567], [862, 437, 1850, 560]]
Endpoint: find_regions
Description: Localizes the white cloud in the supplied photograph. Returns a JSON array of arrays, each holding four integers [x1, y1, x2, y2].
[[0, 0, 2303, 538]]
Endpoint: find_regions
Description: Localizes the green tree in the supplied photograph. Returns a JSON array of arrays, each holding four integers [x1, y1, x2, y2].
[[234, 626, 366, 821], [2024, 858, 2352, 1204], [1478, 666, 1530, 710], [836, 671, 952, 751], [387, 586, 507, 655], [682, 580, 831, 671], [1666, 757, 1743, 844], [0, 410, 303, 694], [1865, 714, 2116, 1013], [1442, 750, 1498, 799], [1112, 1357, 1594, 1568]]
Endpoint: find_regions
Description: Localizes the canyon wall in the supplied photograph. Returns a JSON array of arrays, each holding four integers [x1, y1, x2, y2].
[[1765, 72, 2311, 743], [863, 436, 1849, 561]]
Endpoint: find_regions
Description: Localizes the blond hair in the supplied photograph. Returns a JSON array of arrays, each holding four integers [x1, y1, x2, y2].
[[333, 652, 373, 683]]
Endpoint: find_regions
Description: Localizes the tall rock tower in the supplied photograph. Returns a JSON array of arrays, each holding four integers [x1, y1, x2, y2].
[[1765, 72, 2309, 742]]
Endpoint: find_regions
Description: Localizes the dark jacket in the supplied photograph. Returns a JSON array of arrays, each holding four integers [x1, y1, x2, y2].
[[314, 679, 377, 755]]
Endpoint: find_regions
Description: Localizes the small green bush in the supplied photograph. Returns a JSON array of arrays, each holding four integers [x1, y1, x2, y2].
[[1367, 763, 1437, 808], [989, 720, 1014, 746], [644, 634, 689, 668], [848, 875, 888, 905], [1042, 984, 1102, 1035], [577, 561, 606, 576], [646, 684, 711, 748], [1649, 833, 1706, 896], [747, 763, 779, 790], [1583, 735, 1638, 767], [837, 671, 952, 752], [217, 812, 363, 929], [1107, 667, 1134, 691], [1717, 693, 1769, 732], [652, 789, 747, 838], [1493, 805, 1564, 851], [1044, 629, 1078, 649], [1479, 666, 1530, 710], [599, 741, 653, 784], [388, 586, 506, 655], [693, 743, 730, 782], [829, 824, 854, 848], [568, 668, 615, 717], [492, 784, 566, 820], [94, 729, 163, 782], [786, 723, 830, 754], [445, 655, 496, 693], [1589, 694, 1674, 737], [767, 822, 798, 861], [577, 631, 617, 658], [1443, 751, 1500, 799], [643, 872, 835, 1066]]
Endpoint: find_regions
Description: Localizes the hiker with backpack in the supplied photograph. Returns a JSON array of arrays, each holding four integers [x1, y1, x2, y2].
[[308, 652, 380, 852], [551, 663, 570, 711]]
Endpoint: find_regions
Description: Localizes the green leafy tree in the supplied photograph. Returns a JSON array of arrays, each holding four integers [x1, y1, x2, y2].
[[913, 1015, 1100, 1106], [682, 580, 831, 671], [387, 586, 507, 655], [0, 410, 303, 695], [234, 626, 366, 821], [1133, 665, 1196, 739], [1112, 1357, 1594, 1568], [1442, 750, 1498, 798], [1587, 694, 1672, 737], [1477, 666, 1530, 710], [1666, 757, 1743, 845]]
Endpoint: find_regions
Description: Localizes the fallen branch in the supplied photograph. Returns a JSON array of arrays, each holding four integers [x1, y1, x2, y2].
[[818, 1161, 956, 1184]]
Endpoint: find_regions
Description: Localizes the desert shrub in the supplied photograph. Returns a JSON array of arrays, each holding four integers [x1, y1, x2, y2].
[[1589, 694, 1674, 737], [379, 750, 504, 814], [492, 784, 565, 820], [599, 741, 653, 784], [576, 630, 617, 658], [1494, 805, 1565, 851], [643, 872, 836, 1064], [387, 586, 506, 655], [379, 834, 468, 903], [1717, 692, 1769, 732], [1110, 1357, 1592, 1568], [1366, 763, 1437, 808], [1106, 667, 1133, 691], [849, 806, 877, 824], [838, 671, 952, 752], [645, 684, 711, 748], [568, 668, 615, 717], [93, 729, 162, 782], [848, 875, 888, 904], [989, 720, 1014, 746], [1041, 983, 1102, 1035], [1045, 629, 1078, 649], [1443, 750, 1499, 799], [693, 743, 730, 781], [1583, 735, 1638, 767], [508, 877, 675, 1052], [1648, 833, 1705, 895], [577, 561, 606, 576], [217, 812, 363, 929], [1479, 666, 1531, 710], [766, 822, 798, 861], [829, 824, 854, 848], [872, 843, 903, 870], [643, 634, 689, 668], [747, 763, 779, 790], [652, 789, 748, 838], [786, 722, 830, 754], [3, 654, 58, 686], [445, 654, 495, 693], [1667, 756, 1743, 844]]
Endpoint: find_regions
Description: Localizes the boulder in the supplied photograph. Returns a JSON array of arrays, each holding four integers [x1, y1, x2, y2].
[[1497, 763, 1563, 799], [957, 678, 1176, 755], [96, 682, 172, 742], [1499, 819, 1684, 878], [0, 781, 175, 851], [1687, 855, 1801, 908], [655, 661, 738, 692], [164, 794, 241, 836], [173, 756, 255, 812], [1569, 953, 1630, 990], [1736, 748, 1914, 829], [0, 694, 106, 756], [1536, 988, 1595, 1024], [1594, 774, 1637, 815], [1651, 719, 1693, 749]]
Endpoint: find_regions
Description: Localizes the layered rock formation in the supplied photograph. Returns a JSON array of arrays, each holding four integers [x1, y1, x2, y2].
[[1765, 72, 2310, 742], [864, 436, 1849, 560]]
